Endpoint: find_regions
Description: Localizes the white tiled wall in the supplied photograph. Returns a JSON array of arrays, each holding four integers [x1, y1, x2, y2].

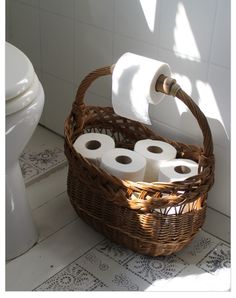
[[6, 0, 230, 216], [159, 0, 217, 61]]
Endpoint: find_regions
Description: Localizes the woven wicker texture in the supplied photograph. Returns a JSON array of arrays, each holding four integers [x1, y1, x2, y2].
[[64, 66, 215, 256]]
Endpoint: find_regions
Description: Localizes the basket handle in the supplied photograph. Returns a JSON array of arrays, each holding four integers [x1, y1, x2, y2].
[[72, 65, 213, 158], [155, 74, 213, 158]]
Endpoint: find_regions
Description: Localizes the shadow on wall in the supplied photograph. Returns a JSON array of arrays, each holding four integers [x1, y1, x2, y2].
[[153, 0, 229, 147]]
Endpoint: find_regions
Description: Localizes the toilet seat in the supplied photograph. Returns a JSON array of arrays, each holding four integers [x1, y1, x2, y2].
[[6, 42, 39, 116], [6, 74, 40, 116]]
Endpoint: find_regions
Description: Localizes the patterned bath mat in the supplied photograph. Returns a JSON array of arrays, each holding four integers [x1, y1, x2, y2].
[[34, 230, 230, 291], [20, 145, 67, 185]]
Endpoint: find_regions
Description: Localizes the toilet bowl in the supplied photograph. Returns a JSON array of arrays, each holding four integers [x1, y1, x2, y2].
[[6, 42, 45, 260]]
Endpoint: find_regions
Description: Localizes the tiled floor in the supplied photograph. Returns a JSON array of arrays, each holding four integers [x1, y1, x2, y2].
[[19, 126, 67, 186], [5, 125, 231, 291], [34, 232, 230, 291]]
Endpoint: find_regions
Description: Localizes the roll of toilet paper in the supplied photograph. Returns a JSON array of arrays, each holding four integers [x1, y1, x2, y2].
[[73, 133, 115, 166], [159, 158, 199, 182], [100, 148, 146, 181], [134, 139, 177, 182], [112, 52, 171, 125], [155, 159, 199, 215]]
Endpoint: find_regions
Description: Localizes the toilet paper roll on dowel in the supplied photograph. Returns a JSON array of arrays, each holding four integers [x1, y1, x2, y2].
[[134, 139, 177, 182], [100, 148, 146, 181], [112, 52, 171, 125], [73, 133, 115, 166]]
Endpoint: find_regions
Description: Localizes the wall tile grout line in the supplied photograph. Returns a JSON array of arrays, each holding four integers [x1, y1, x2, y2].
[[40, 70, 75, 87], [74, 15, 113, 34], [38, 5, 74, 21], [205, 0, 220, 81]]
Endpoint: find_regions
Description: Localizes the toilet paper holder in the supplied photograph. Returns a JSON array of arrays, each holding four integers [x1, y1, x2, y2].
[[72, 64, 214, 160], [65, 64, 215, 257]]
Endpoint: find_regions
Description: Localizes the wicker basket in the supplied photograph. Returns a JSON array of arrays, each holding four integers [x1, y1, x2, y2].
[[64, 66, 215, 256]]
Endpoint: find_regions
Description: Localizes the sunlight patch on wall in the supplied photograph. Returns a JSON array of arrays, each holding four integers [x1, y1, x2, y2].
[[174, 2, 200, 61], [139, 0, 157, 32], [196, 80, 229, 139]]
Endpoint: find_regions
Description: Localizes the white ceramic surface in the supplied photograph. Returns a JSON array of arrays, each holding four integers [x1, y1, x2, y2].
[[6, 42, 35, 101], [6, 74, 40, 116], [6, 43, 45, 260], [6, 162, 39, 260]]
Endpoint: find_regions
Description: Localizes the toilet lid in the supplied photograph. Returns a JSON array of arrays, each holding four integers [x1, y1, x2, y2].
[[5, 42, 35, 101]]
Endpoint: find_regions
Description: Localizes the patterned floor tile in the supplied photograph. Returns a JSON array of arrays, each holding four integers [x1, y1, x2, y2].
[[175, 230, 221, 264], [20, 145, 67, 185], [19, 159, 41, 184], [35, 264, 107, 291], [112, 273, 140, 291], [95, 239, 135, 265], [77, 244, 147, 291], [125, 254, 187, 284], [197, 242, 230, 274], [21, 146, 66, 170]]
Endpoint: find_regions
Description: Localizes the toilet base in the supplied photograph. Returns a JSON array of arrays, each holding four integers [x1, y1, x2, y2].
[[6, 161, 38, 261]]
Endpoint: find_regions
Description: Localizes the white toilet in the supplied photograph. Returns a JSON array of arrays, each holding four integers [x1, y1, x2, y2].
[[6, 42, 45, 260]]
